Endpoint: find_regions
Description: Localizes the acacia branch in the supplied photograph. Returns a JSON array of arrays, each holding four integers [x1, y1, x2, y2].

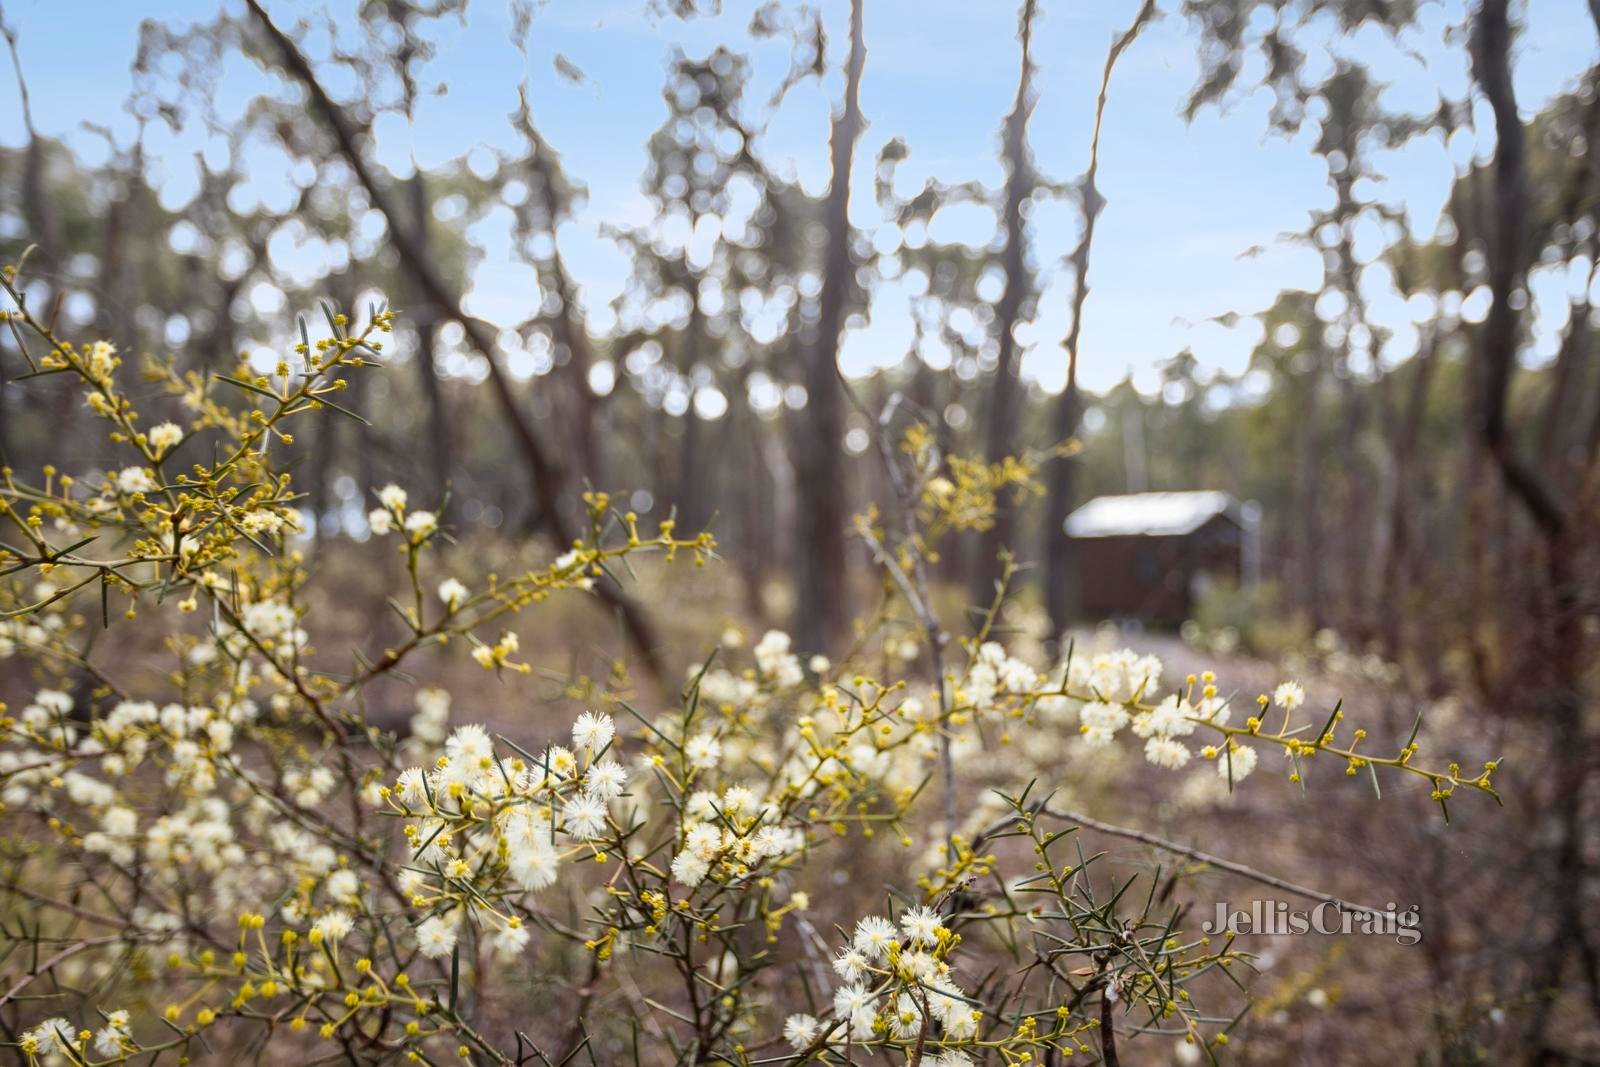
[[977, 801, 1402, 923]]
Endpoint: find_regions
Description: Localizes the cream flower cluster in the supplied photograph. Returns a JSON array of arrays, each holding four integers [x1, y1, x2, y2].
[[782, 905, 978, 1064], [668, 785, 808, 887], [387, 713, 628, 958], [957, 640, 1041, 714]]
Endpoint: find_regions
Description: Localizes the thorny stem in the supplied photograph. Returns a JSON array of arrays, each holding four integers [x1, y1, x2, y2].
[[975, 800, 1403, 924]]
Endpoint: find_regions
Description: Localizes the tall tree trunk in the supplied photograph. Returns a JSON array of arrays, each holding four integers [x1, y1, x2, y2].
[[544, 261, 600, 492], [1043, 1, 1154, 642], [520, 107, 601, 489], [1379, 326, 1439, 656], [1473, 1, 1596, 1052], [971, 0, 1037, 609], [737, 400, 770, 625], [794, 0, 865, 654], [1296, 355, 1327, 630], [676, 271, 708, 531], [5, 21, 60, 276], [405, 170, 455, 516], [1535, 270, 1593, 482]]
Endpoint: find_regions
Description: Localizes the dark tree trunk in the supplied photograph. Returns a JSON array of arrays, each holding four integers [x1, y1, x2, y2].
[[1297, 355, 1327, 630], [794, 0, 865, 654], [1472, 2, 1596, 1053], [971, 0, 1037, 609], [525, 127, 601, 489], [676, 271, 708, 531], [1042, 386, 1081, 637], [1379, 326, 1439, 656], [405, 171, 455, 516]]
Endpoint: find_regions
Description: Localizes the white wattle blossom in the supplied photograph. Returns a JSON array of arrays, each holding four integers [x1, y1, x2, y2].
[[544, 744, 576, 778], [26, 1016, 74, 1056], [409, 688, 451, 747], [571, 710, 615, 752], [1218, 741, 1259, 781], [486, 921, 530, 959], [930, 976, 977, 1037], [313, 909, 353, 942], [685, 789, 719, 820], [783, 1013, 820, 1049], [1145, 736, 1192, 770], [900, 904, 944, 947], [685, 732, 722, 770], [1001, 660, 1039, 693], [445, 724, 493, 767], [1079, 700, 1132, 746], [239, 507, 289, 536], [94, 1010, 132, 1057], [396, 767, 428, 807], [964, 661, 998, 710], [416, 914, 458, 958], [832, 984, 876, 1040], [720, 784, 757, 816], [377, 484, 407, 509], [326, 868, 361, 903], [852, 914, 897, 960], [684, 823, 722, 860], [832, 947, 869, 981], [240, 599, 297, 641], [888, 991, 923, 1039], [148, 421, 183, 455], [1196, 695, 1231, 726], [671, 849, 710, 887], [561, 791, 608, 839], [85, 339, 116, 381], [504, 811, 560, 891], [1142, 695, 1198, 738], [585, 758, 628, 801], [115, 466, 156, 494], [753, 630, 805, 687], [437, 577, 468, 607], [1274, 681, 1306, 712]]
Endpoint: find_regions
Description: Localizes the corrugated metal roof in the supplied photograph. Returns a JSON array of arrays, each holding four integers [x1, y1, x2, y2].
[[1064, 491, 1238, 538]]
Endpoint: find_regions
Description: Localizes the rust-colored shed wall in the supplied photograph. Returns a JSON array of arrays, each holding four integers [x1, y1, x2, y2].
[[1072, 515, 1243, 623]]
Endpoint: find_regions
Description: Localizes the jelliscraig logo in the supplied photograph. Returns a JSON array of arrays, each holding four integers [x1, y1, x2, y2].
[[1202, 900, 1422, 945]]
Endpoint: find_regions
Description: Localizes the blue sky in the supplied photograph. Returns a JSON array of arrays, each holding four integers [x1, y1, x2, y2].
[[2, 0, 1596, 396]]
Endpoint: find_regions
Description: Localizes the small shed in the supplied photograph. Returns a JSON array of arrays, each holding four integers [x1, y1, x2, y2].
[[1064, 491, 1248, 623]]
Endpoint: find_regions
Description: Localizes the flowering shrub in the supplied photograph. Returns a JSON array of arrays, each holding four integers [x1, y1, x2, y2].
[[0, 261, 1499, 1065]]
